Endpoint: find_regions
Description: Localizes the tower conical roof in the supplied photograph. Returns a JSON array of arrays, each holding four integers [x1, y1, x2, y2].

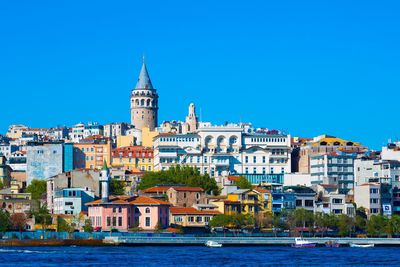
[[102, 159, 108, 170], [135, 62, 154, 90]]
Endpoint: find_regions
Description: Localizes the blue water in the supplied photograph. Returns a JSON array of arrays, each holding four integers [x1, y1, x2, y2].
[[0, 246, 397, 266]]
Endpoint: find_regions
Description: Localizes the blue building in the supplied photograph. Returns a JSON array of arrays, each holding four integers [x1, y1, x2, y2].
[[63, 143, 74, 172], [53, 187, 95, 215], [271, 191, 296, 214]]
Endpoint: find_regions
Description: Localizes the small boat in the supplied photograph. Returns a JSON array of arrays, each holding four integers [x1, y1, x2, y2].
[[205, 240, 223, 248], [349, 243, 374, 248], [325, 240, 340, 248], [291, 237, 317, 248]]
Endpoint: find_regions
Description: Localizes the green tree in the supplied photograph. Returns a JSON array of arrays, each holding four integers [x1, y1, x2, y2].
[[209, 214, 232, 228], [235, 176, 252, 190], [110, 179, 125, 195], [83, 219, 93, 233], [57, 217, 73, 233], [209, 214, 254, 229], [32, 204, 52, 238], [0, 209, 10, 233], [25, 179, 47, 201], [337, 214, 354, 237], [138, 165, 219, 195], [367, 215, 387, 237], [386, 215, 400, 238], [0, 181, 4, 190]]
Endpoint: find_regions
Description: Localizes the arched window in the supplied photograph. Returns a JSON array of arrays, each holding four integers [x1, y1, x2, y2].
[[141, 99, 145, 106], [135, 99, 139, 106], [146, 99, 151, 106], [145, 208, 150, 214]]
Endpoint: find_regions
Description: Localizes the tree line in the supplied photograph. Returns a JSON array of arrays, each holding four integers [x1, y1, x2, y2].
[[209, 208, 400, 237]]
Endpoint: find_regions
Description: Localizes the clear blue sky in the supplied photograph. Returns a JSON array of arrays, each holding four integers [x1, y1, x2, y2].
[[1, 1, 399, 149]]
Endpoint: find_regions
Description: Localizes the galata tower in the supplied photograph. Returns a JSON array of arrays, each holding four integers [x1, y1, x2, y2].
[[130, 59, 158, 130]]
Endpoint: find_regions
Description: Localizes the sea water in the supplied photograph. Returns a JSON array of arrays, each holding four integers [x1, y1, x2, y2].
[[0, 246, 396, 266]]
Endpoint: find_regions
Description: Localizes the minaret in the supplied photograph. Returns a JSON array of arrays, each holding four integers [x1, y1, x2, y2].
[[99, 160, 110, 203], [130, 58, 159, 131], [185, 103, 198, 133]]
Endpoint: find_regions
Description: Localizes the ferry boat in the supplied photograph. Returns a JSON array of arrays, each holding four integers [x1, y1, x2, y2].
[[349, 243, 374, 248], [291, 238, 317, 248], [325, 240, 340, 248], [205, 240, 223, 248]]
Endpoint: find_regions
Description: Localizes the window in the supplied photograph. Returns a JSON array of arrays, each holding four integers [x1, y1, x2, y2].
[[145, 217, 151, 227], [112, 217, 117, 226], [118, 217, 122, 226], [245, 156, 248, 163], [205, 216, 211, 223], [370, 188, 379, 194], [370, 208, 379, 214], [175, 216, 183, 222], [296, 200, 302, 207], [332, 198, 342, 204], [253, 167, 257, 174], [305, 200, 314, 207], [245, 167, 249, 174], [262, 156, 266, 163], [188, 216, 194, 222], [118, 207, 122, 213], [196, 216, 202, 222], [145, 207, 150, 213], [253, 156, 256, 163], [107, 217, 111, 226], [370, 198, 379, 204]]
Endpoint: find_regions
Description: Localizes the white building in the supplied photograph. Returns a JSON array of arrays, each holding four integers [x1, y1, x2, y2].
[[69, 123, 85, 143], [310, 153, 355, 194], [153, 123, 291, 184], [103, 122, 129, 140]]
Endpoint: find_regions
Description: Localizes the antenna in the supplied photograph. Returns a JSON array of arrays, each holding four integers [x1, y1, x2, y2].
[[200, 107, 203, 122]]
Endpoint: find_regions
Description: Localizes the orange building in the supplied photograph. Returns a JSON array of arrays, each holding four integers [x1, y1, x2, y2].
[[73, 136, 112, 169], [111, 146, 154, 172]]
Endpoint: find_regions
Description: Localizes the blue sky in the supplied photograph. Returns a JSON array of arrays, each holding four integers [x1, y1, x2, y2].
[[1, 1, 399, 149]]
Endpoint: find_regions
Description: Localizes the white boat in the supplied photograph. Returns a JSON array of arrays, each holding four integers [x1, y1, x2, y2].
[[205, 240, 223, 248], [349, 243, 374, 248], [291, 237, 317, 248]]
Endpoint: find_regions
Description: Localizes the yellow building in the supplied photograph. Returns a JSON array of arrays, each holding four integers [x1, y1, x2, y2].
[[73, 136, 112, 170], [116, 135, 135, 148], [141, 127, 158, 148], [225, 188, 272, 216], [111, 146, 154, 172]]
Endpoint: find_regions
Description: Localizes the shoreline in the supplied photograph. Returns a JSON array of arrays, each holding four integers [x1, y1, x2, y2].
[[2, 237, 400, 247]]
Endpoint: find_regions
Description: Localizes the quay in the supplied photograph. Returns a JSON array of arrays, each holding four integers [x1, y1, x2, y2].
[[103, 236, 400, 246]]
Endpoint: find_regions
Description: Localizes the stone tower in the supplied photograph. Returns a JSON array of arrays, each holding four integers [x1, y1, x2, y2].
[[185, 103, 198, 133], [130, 60, 158, 130], [99, 160, 110, 203]]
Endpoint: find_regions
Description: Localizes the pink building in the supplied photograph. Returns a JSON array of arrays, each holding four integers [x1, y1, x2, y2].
[[87, 195, 170, 232]]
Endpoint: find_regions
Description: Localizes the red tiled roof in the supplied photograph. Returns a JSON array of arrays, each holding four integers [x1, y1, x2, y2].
[[227, 176, 240, 182], [143, 186, 172, 194], [170, 187, 204, 192], [170, 207, 221, 215], [254, 187, 270, 193], [143, 185, 204, 193], [129, 196, 170, 205]]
